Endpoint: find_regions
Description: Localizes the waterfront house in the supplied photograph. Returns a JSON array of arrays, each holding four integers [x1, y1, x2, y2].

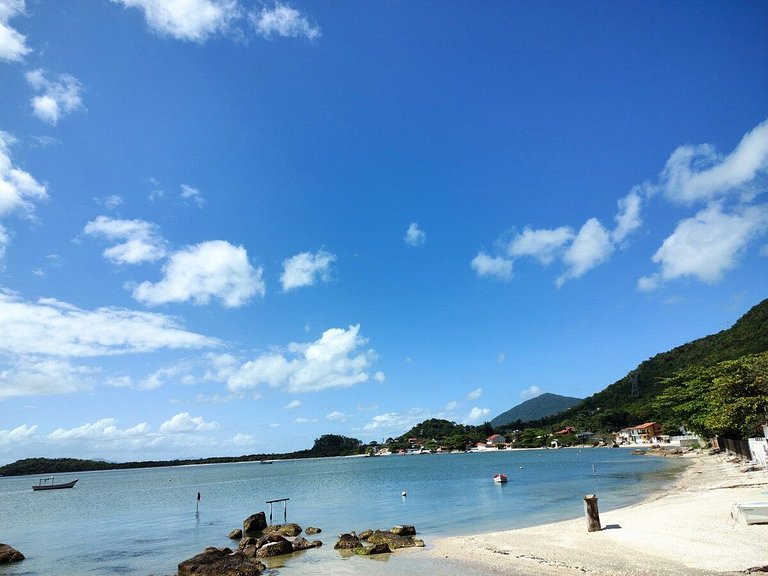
[[487, 434, 506, 445], [616, 422, 662, 444]]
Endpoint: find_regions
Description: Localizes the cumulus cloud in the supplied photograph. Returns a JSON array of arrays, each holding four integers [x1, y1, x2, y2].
[[660, 119, 768, 204], [227, 324, 380, 393], [521, 385, 543, 399], [638, 202, 768, 291], [0, 424, 37, 446], [556, 218, 613, 287], [470, 252, 513, 280], [280, 249, 336, 291], [363, 409, 430, 433], [465, 407, 490, 423], [0, 131, 48, 218], [284, 399, 302, 409], [25, 69, 85, 125], [0, 0, 30, 62], [84, 216, 168, 264], [325, 411, 349, 422], [111, 0, 240, 42], [467, 388, 482, 400], [404, 222, 426, 247], [158, 412, 218, 433], [0, 356, 98, 399], [507, 226, 574, 264], [251, 2, 320, 40], [0, 289, 220, 358], [132, 240, 265, 307]]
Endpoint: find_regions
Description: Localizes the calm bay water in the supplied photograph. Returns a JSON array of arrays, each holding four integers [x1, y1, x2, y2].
[[0, 448, 684, 576]]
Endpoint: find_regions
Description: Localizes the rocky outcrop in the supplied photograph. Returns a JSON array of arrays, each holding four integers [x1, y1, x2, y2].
[[352, 542, 391, 555], [243, 512, 267, 534], [291, 536, 322, 551], [264, 523, 302, 537], [305, 526, 322, 535], [0, 544, 24, 564], [228, 528, 243, 540], [334, 532, 363, 549], [255, 539, 293, 558], [390, 525, 416, 536], [367, 529, 425, 549], [177, 546, 265, 576]]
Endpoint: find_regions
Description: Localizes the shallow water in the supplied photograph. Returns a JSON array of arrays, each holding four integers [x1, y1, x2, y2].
[[0, 448, 684, 576]]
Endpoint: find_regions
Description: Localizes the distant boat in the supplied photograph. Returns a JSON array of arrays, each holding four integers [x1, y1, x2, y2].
[[260, 460, 273, 465], [32, 477, 78, 491], [732, 502, 768, 525], [493, 473, 508, 484]]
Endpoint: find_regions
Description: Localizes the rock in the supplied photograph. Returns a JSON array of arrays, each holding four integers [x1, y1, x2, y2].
[[264, 523, 302, 537], [291, 537, 322, 551], [238, 536, 264, 550], [353, 543, 391, 555], [177, 546, 265, 576], [334, 533, 363, 549], [243, 512, 267, 534], [255, 540, 293, 558], [0, 544, 24, 564], [228, 528, 243, 540], [358, 529, 373, 540], [391, 525, 416, 536], [367, 530, 425, 549], [305, 526, 322, 535]]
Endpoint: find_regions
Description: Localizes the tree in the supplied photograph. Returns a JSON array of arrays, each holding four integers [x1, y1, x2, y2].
[[655, 352, 768, 439], [310, 434, 363, 457]]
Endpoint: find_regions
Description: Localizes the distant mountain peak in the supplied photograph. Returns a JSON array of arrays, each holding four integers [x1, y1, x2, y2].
[[490, 392, 582, 428]]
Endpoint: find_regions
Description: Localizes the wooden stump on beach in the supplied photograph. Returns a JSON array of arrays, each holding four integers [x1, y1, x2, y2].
[[583, 494, 601, 532]]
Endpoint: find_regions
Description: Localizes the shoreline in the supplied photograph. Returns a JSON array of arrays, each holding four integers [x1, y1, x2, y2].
[[426, 451, 768, 575]]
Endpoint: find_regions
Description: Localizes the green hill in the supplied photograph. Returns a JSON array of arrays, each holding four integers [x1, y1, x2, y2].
[[490, 393, 582, 428], [550, 298, 768, 432]]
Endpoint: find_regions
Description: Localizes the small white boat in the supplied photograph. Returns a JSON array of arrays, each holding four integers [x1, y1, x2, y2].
[[732, 502, 768, 525], [493, 473, 508, 484]]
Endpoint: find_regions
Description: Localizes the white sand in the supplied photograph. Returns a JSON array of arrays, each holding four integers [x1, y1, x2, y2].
[[427, 452, 768, 575]]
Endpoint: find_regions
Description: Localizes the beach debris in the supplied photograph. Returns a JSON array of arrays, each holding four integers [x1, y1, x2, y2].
[[178, 546, 265, 576], [243, 512, 268, 534], [402, 491, 407, 497], [0, 544, 24, 564]]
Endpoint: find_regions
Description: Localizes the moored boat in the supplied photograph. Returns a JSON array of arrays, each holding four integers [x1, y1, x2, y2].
[[732, 502, 768, 525], [493, 473, 508, 483], [32, 477, 78, 491]]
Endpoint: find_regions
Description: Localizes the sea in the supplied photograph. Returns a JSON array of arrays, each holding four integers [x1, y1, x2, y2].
[[0, 448, 685, 576]]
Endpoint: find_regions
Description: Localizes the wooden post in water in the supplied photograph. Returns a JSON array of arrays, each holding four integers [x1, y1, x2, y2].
[[583, 494, 601, 532], [266, 498, 289, 525]]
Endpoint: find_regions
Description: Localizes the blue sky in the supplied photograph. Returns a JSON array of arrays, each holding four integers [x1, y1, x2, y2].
[[0, 0, 767, 464]]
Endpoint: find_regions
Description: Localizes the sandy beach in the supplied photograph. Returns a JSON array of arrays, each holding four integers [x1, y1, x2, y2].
[[427, 451, 768, 575]]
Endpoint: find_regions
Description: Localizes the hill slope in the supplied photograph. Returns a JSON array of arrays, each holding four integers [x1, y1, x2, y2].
[[552, 298, 768, 431], [490, 393, 582, 428]]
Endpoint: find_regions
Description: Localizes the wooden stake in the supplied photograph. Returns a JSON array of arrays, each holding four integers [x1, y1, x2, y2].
[[583, 494, 601, 532]]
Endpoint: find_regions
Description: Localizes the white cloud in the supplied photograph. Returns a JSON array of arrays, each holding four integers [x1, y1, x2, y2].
[[363, 410, 429, 433], [180, 184, 204, 207], [84, 216, 168, 265], [251, 3, 320, 40], [611, 190, 643, 244], [284, 399, 302, 409], [111, 0, 240, 42], [0, 289, 220, 358], [227, 324, 379, 393], [25, 69, 85, 125], [325, 411, 349, 422], [660, 119, 768, 204], [445, 400, 459, 411], [0, 356, 98, 399], [280, 249, 336, 291], [0, 131, 48, 218], [470, 252, 513, 280], [556, 218, 613, 287], [404, 222, 426, 247], [0, 0, 30, 62], [133, 240, 265, 307], [232, 433, 254, 446], [0, 424, 37, 446], [373, 371, 385, 383], [96, 195, 124, 210], [464, 407, 490, 423], [638, 202, 768, 290], [521, 385, 542, 399], [294, 416, 318, 424], [467, 388, 482, 400], [507, 226, 574, 265], [159, 412, 218, 433]]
